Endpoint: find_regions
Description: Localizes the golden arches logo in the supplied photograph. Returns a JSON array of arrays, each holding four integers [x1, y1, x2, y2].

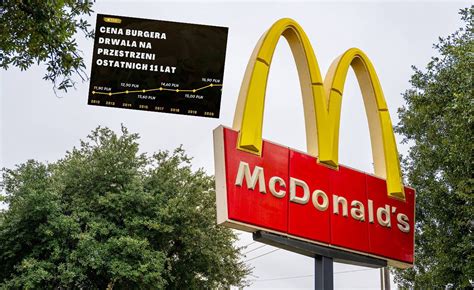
[[232, 18, 405, 200]]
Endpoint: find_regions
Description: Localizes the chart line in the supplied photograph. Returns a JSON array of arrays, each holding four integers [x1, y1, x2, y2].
[[92, 83, 223, 96]]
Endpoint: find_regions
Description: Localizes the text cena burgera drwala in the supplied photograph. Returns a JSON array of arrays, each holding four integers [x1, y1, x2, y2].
[[96, 25, 176, 74]]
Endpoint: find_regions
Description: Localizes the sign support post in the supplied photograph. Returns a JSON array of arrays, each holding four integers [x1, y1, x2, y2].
[[315, 255, 333, 290], [380, 267, 391, 290], [253, 231, 386, 289]]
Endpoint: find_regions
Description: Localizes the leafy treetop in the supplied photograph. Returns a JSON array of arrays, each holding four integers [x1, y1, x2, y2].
[[394, 6, 473, 289], [0, 126, 250, 289], [0, 1, 95, 92]]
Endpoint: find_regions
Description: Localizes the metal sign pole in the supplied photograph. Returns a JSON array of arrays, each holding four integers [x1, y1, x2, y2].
[[315, 255, 333, 290], [380, 267, 391, 290], [253, 231, 387, 290]]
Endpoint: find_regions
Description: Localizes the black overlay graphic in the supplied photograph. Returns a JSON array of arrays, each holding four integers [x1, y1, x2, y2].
[[88, 14, 228, 118]]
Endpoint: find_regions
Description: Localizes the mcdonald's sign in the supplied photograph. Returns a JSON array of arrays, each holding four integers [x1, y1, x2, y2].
[[214, 18, 415, 268]]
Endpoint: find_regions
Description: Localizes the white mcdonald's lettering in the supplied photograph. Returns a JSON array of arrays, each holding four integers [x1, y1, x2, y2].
[[397, 214, 410, 233], [234, 161, 411, 233], [269, 176, 286, 198], [235, 162, 266, 193], [333, 195, 349, 217], [312, 190, 329, 211], [350, 200, 365, 221], [289, 178, 310, 204]]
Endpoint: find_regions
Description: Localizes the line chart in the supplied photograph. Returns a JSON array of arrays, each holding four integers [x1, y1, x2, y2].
[[92, 83, 223, 96]]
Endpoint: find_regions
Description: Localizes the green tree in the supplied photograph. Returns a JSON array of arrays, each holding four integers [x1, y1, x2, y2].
[[0, 126, 249, 289], [0, 1, 95, 92], [394, 7, 473, 288]]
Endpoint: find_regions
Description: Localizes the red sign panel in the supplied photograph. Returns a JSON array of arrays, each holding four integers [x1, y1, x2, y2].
[[214, 126, 415, 267]]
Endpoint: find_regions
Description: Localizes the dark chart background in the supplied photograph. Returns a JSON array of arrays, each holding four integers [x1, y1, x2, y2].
[[88, 14, 228, 118]]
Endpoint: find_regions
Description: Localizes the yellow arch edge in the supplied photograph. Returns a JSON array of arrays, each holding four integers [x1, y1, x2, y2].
[[232, 18, 323, 157], [323, 48, 404, 200], [232, 18, 405, 200]]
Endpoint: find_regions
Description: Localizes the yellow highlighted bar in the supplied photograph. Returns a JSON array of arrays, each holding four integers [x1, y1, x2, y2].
[[103, 17, 122, 24]]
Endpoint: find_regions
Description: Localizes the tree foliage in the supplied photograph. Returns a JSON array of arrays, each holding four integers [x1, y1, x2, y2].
[[0, 1, 95, 92], [0, 126, 249, 289], [394, 7, 473, 288]]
